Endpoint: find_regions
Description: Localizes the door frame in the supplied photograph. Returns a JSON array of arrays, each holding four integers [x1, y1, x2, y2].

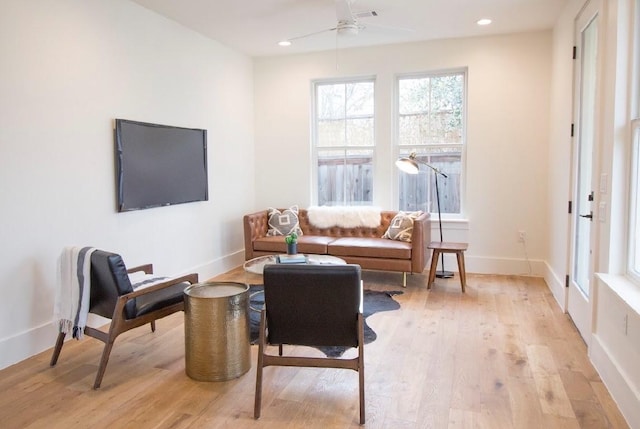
[[566, 0, 604, 346]]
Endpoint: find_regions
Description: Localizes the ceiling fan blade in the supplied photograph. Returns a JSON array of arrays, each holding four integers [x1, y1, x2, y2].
[[336, 0, 354, 22], [287, 26, 338, 42], [363, 22, 415, 34], [353, 10, 377, 19]]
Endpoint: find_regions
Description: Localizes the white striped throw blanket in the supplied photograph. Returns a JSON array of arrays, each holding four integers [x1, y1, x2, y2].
[[128, 271, 170, 290], [54, 246, 97, 339]]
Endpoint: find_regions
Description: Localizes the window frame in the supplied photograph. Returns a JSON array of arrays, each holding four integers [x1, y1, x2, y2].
[[311, 76, 377, 206], [393, 68, 468, 218], [629, 121, 640, 282], [627, 0, 640, 283]]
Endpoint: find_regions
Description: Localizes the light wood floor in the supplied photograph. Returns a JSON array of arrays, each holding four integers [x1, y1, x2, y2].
[[0, 269, 629, 429]]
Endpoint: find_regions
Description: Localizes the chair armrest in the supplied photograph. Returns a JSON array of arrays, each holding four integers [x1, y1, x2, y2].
[[120, 273, 199, 301], [127, 264, 153, 275]]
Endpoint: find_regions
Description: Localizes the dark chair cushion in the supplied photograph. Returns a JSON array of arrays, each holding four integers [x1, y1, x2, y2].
[[133, 281, 190, 318], [263, 264, 361, 348]]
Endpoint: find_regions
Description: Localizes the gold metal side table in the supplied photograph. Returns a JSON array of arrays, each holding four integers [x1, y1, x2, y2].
[[184, 282, 250, 381]]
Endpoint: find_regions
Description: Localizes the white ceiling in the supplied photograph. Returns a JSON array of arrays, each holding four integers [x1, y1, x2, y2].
[[131, 0, 569, 57]]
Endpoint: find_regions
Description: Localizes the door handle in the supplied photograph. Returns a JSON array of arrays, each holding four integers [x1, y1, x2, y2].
[[579, 212, 593, 220]]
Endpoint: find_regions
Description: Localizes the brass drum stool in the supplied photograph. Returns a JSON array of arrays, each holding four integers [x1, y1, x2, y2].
[[184, 282, 250, 381]]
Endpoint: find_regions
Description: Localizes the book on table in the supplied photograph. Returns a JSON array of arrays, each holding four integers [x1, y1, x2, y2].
[[276, 254, 308, 264]]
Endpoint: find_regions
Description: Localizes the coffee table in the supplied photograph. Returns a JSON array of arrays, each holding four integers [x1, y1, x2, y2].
[[243, 254, 346, 275]]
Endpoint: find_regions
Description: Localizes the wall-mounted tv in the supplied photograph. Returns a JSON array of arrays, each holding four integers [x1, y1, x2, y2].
[[115, 119, 208, 212]]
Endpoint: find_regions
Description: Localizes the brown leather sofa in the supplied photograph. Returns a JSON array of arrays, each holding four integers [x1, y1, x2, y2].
[[243, 209, 431, 286]]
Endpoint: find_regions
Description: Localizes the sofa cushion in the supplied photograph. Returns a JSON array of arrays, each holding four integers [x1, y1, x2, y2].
[[266, 206, 303, 237], [297, 236, 334, 254], [328, 237, 412, 259], [382, 211, 422, 242]]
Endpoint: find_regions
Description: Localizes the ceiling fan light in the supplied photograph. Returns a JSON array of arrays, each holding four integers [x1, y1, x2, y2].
[[278, 40, 292, 47], [477, 18, 492, 26]]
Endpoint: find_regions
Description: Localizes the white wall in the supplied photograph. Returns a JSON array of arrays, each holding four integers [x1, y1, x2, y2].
[[0, 0, 255, 369], [253, 32, 552, 276]]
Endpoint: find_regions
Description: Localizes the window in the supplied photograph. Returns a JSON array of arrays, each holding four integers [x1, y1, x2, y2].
[[396, 71, 465, 215], [313, 79, 375, 206], [630, 121, 640, 280], [628, 1, 640, 281]]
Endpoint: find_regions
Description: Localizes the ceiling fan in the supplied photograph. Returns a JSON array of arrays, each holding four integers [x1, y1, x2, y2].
[[279, 0, 384, 45]]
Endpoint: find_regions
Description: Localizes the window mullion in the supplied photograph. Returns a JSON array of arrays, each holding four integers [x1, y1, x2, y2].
[[629, 122, 640, 278]]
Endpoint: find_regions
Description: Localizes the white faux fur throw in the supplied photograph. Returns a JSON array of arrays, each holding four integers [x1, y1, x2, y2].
[[307, 206, 382, 229]]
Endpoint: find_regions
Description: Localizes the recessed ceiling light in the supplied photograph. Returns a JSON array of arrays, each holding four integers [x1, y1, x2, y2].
[[477, 18, 492, 26], [278, 40, 291, 47]]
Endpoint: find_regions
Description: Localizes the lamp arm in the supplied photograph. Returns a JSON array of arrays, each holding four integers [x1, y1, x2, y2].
[[407, 151, 448, 178], [415, 159, 448, 178]]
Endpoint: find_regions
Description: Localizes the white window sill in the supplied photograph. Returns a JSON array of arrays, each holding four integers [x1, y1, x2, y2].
[[596, 273, 640, 316]]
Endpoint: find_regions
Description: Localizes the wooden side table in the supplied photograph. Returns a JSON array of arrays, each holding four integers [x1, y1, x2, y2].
[[427, 242, 468, 292]]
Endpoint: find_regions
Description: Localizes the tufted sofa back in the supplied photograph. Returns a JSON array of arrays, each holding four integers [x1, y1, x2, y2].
[[243, 208, 396, 242]]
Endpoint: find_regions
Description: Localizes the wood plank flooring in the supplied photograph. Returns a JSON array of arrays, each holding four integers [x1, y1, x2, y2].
[[0, 269, 629, 428]]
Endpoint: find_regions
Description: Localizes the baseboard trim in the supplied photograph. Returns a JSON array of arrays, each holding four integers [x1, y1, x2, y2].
[[0, 321, 56, 371], [543, 261, 567, 311], [590, 334, 639, 428], [182, 250, 245, 281], [462, 255, 546, 277]]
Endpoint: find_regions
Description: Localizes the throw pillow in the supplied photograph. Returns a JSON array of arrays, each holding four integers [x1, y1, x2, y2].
[[382, 211, 423, 242], [266, 206, 303, 237]]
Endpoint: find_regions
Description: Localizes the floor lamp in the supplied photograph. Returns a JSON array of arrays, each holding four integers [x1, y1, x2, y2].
[[396, 152, 454, 278]]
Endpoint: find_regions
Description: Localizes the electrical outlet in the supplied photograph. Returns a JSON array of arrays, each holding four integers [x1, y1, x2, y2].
[[518, 230, 526, 243]]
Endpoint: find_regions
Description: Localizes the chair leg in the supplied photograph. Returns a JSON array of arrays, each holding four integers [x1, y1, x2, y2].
[[50, 332, 66, 366], [357, 313, 365, 425], [93, 337, 116, 389], [254, 310, 267, 419], [278, 344, 283, 356], [254, 355, 264, 419], [456, 251, 467, 293], [150, 321, 156, 332], [427, 249, 439, 289]]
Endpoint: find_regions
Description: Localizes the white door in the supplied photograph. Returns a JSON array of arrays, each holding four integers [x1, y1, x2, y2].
[[568, 0, 600, 345]]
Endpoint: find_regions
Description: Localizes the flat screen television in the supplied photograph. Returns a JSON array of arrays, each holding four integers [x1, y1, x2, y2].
[[115, 119, 208, 212]]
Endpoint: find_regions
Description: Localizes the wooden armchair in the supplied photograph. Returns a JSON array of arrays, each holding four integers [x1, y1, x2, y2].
[[50, 250, 198, 389], [254, 263, 365, 424]]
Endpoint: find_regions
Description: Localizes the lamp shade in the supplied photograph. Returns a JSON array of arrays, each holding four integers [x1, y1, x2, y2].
[[395, 157, 420, 174]]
